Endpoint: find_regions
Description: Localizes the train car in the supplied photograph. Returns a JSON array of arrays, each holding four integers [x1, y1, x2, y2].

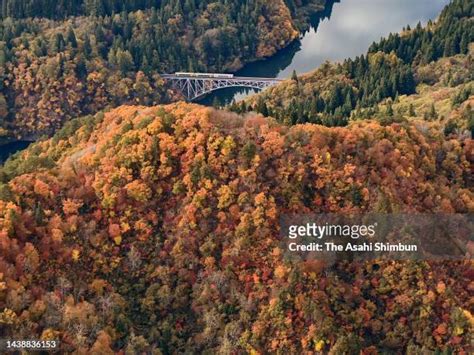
[[175, 72, 192, 77], [208, 73, 234, 79], [174, 72, 234, 79]]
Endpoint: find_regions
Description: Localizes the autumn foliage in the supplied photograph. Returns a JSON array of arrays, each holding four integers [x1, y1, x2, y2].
[[0, 103, 472, 353], [0, 0, 319, 139]]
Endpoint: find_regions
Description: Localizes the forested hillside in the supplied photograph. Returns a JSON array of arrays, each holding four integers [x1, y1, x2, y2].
[[0, 0, 326, 139], [0, 103, 472, 353], [0, 1, 472, 353], [237, 0, 473, 130], [1, 0, 176, 18], [0, 0, 323, 21]]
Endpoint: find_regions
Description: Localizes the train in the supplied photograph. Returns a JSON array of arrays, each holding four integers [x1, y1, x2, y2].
[[174, 72, 234, 79]]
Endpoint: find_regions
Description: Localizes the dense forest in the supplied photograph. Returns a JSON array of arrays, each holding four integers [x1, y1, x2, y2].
[[0, 102, 472, 353], [236, 0, 473, 129], [0, 0, 323, 20], [0, 0, 472, 353], [1, 0, 171, 18], [0, 0, 326, 139]]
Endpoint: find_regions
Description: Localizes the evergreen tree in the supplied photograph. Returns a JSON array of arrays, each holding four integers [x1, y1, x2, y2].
[[212, 96, 220, 108], [386, 100, 394, 116], [67, 27, 78, 48], [116, 49, 134, 74], [83, 36, 92, 59], [291, 69, 298, 82]]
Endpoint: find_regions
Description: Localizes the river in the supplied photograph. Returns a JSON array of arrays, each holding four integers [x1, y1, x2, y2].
[[198, 0, 450, 106]]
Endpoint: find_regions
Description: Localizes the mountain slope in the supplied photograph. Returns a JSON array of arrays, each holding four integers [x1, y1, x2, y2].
[[0, 103, 472, 353]]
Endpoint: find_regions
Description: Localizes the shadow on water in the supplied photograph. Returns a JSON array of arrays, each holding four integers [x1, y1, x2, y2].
[[0, 140, 32, 164]]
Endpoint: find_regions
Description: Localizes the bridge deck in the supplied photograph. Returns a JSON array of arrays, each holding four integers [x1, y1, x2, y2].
[[161, 74, 284, 82]]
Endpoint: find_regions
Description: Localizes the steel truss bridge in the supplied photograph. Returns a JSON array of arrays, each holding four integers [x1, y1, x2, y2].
[[161, 73, 283, 101]]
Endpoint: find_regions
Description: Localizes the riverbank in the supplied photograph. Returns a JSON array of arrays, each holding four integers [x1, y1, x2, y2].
[[0, 139, 33, 164], [217, 0, 330, 72]]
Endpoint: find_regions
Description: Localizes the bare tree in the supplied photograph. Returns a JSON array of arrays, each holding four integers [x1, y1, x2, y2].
[[127, 246, 142, 271]]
